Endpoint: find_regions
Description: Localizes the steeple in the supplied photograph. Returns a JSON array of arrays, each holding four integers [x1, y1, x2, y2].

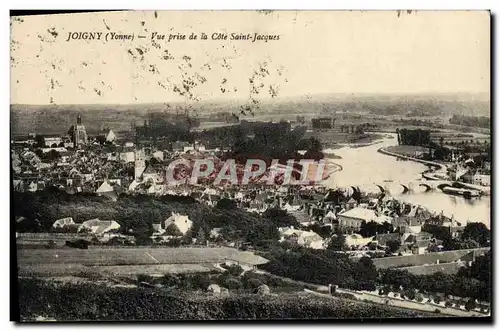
[[77, 114, 82, 125]]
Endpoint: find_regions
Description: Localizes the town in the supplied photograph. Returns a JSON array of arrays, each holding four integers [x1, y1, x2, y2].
[[14, 112, 491, 319]]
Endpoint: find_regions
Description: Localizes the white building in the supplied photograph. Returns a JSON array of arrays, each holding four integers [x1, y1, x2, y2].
[[338, 207, 377, 230], [80, 219, 121, 235], [164, 212, 193, 235]]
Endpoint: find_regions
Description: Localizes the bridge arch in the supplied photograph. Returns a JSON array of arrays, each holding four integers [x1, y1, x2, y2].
[[375, 184, 385, 193], [419, 183, 432, 192], [400, 184, 410, 193]]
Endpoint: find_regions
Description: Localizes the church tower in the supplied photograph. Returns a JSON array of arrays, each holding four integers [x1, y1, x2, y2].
[[73, 114, 88, 146], [134, 149, 146, 180]]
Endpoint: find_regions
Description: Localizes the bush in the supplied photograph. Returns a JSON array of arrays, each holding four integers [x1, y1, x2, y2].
[[137, 274, 156, 285], [246, 278, 264, 290], [406, 288, 416, 301], [223, 264, 244, 277], [415, 294, 424, 302], [222, 277, 242, 290], [161, 274, 180, 287], [434, 309, 441, 314], [18, 278, 441, 320], [465, 299, 476, 311], [45, 240, 57, 249], [444, 301, 453, 308]]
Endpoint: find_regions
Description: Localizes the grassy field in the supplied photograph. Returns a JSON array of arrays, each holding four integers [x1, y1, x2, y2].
[[18, 263, 216, 277], [17, 247, 268, 268], [384, 145, 430, 157]]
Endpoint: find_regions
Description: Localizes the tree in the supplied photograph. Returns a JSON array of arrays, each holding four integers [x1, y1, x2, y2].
[[245, 278, 264, 290], [165, 223, 183, 237], [224, 264, 244, 277], [327, 233, 347, 251], [465, 298, 476, 311], [406, 288, 416, 300], [216, 198, 237, 210], [196, 227, 206, 245], [222, 276, 242, 290], [386, 240, 401, 254], [262, 208, 300, 228], [461, 222, 490, 247]]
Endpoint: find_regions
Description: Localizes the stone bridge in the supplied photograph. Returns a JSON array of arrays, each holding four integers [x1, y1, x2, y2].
[[373, 180, 453, 194]]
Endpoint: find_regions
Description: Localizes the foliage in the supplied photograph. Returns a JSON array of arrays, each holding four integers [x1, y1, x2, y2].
[[405, 288, 416, 301], [358, 221, 393, 238], [261, 247, 377, 291], [327, 233, 347, 251], [12, 189, 291, 248], [378, 261, 491, 302], [18, 278, 439, 321], [215, 198, 237, 210], [164, 224, 183, 237], [449, 115, 490, 129], [220, 276, 243, 290], [465, 298, 476, 311], [261, 208, 300, 228], [396, 128, 431, 146], [386, 240, 401, 254], [222, 264, 244, 277], [245, 278, 264, 290], [461, 223, 490, 247]]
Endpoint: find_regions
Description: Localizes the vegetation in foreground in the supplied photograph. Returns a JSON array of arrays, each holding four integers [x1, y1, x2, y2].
[[17, 278, 439, 321]]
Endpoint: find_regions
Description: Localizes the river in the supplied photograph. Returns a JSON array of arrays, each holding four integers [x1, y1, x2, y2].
[[322, 134, 490, 228]]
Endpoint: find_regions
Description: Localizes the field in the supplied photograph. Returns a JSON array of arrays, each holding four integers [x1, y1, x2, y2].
[[18, 263, 215, 277], [17, 247, 269, 277]]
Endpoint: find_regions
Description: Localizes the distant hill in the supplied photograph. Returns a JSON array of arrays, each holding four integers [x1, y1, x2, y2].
[[10, 93, 489, 135]]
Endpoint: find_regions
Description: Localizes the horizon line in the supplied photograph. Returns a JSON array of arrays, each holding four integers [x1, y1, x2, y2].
[[10, 91, 490, 107]]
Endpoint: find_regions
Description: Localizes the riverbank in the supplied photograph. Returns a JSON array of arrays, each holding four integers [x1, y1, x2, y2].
[[378, 146, 446, 171], [378, 146, 490, 196]]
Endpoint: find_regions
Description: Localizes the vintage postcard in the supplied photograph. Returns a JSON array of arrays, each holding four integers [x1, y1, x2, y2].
[[11, 10, 491, 322]]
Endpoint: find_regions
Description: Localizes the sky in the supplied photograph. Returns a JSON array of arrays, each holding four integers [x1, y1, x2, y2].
[[10, 10, 490, 105]]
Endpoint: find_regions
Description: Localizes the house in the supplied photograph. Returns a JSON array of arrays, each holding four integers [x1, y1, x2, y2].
[[142, 165, 163, 184], [52, 217, 75, 229], [95, 181, 118, 201], [344, 233, 374, 249], [153, 150, 164, 161], [337, 207, 376, 231], [106, 130, 116, 143], [80, 219, 121, 235], [164, 212, 193, 235], [373, 215, 394, 225], [393, 216, 423, 234], [374, 233, 402, 247], [402, 232, 433, 254], [279, 226, 324, 249], [172, 141, 191, 152]]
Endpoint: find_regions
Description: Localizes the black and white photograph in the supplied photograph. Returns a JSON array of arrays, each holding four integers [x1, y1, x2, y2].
[[10, 10, 491, 322]]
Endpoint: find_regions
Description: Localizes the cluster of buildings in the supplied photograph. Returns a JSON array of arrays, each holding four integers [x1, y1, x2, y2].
[[13, 114, 472, 257], [449, 158, 491, 187]]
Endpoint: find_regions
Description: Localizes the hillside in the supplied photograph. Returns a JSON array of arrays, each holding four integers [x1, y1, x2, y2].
[[18, 278, 440, 321]]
